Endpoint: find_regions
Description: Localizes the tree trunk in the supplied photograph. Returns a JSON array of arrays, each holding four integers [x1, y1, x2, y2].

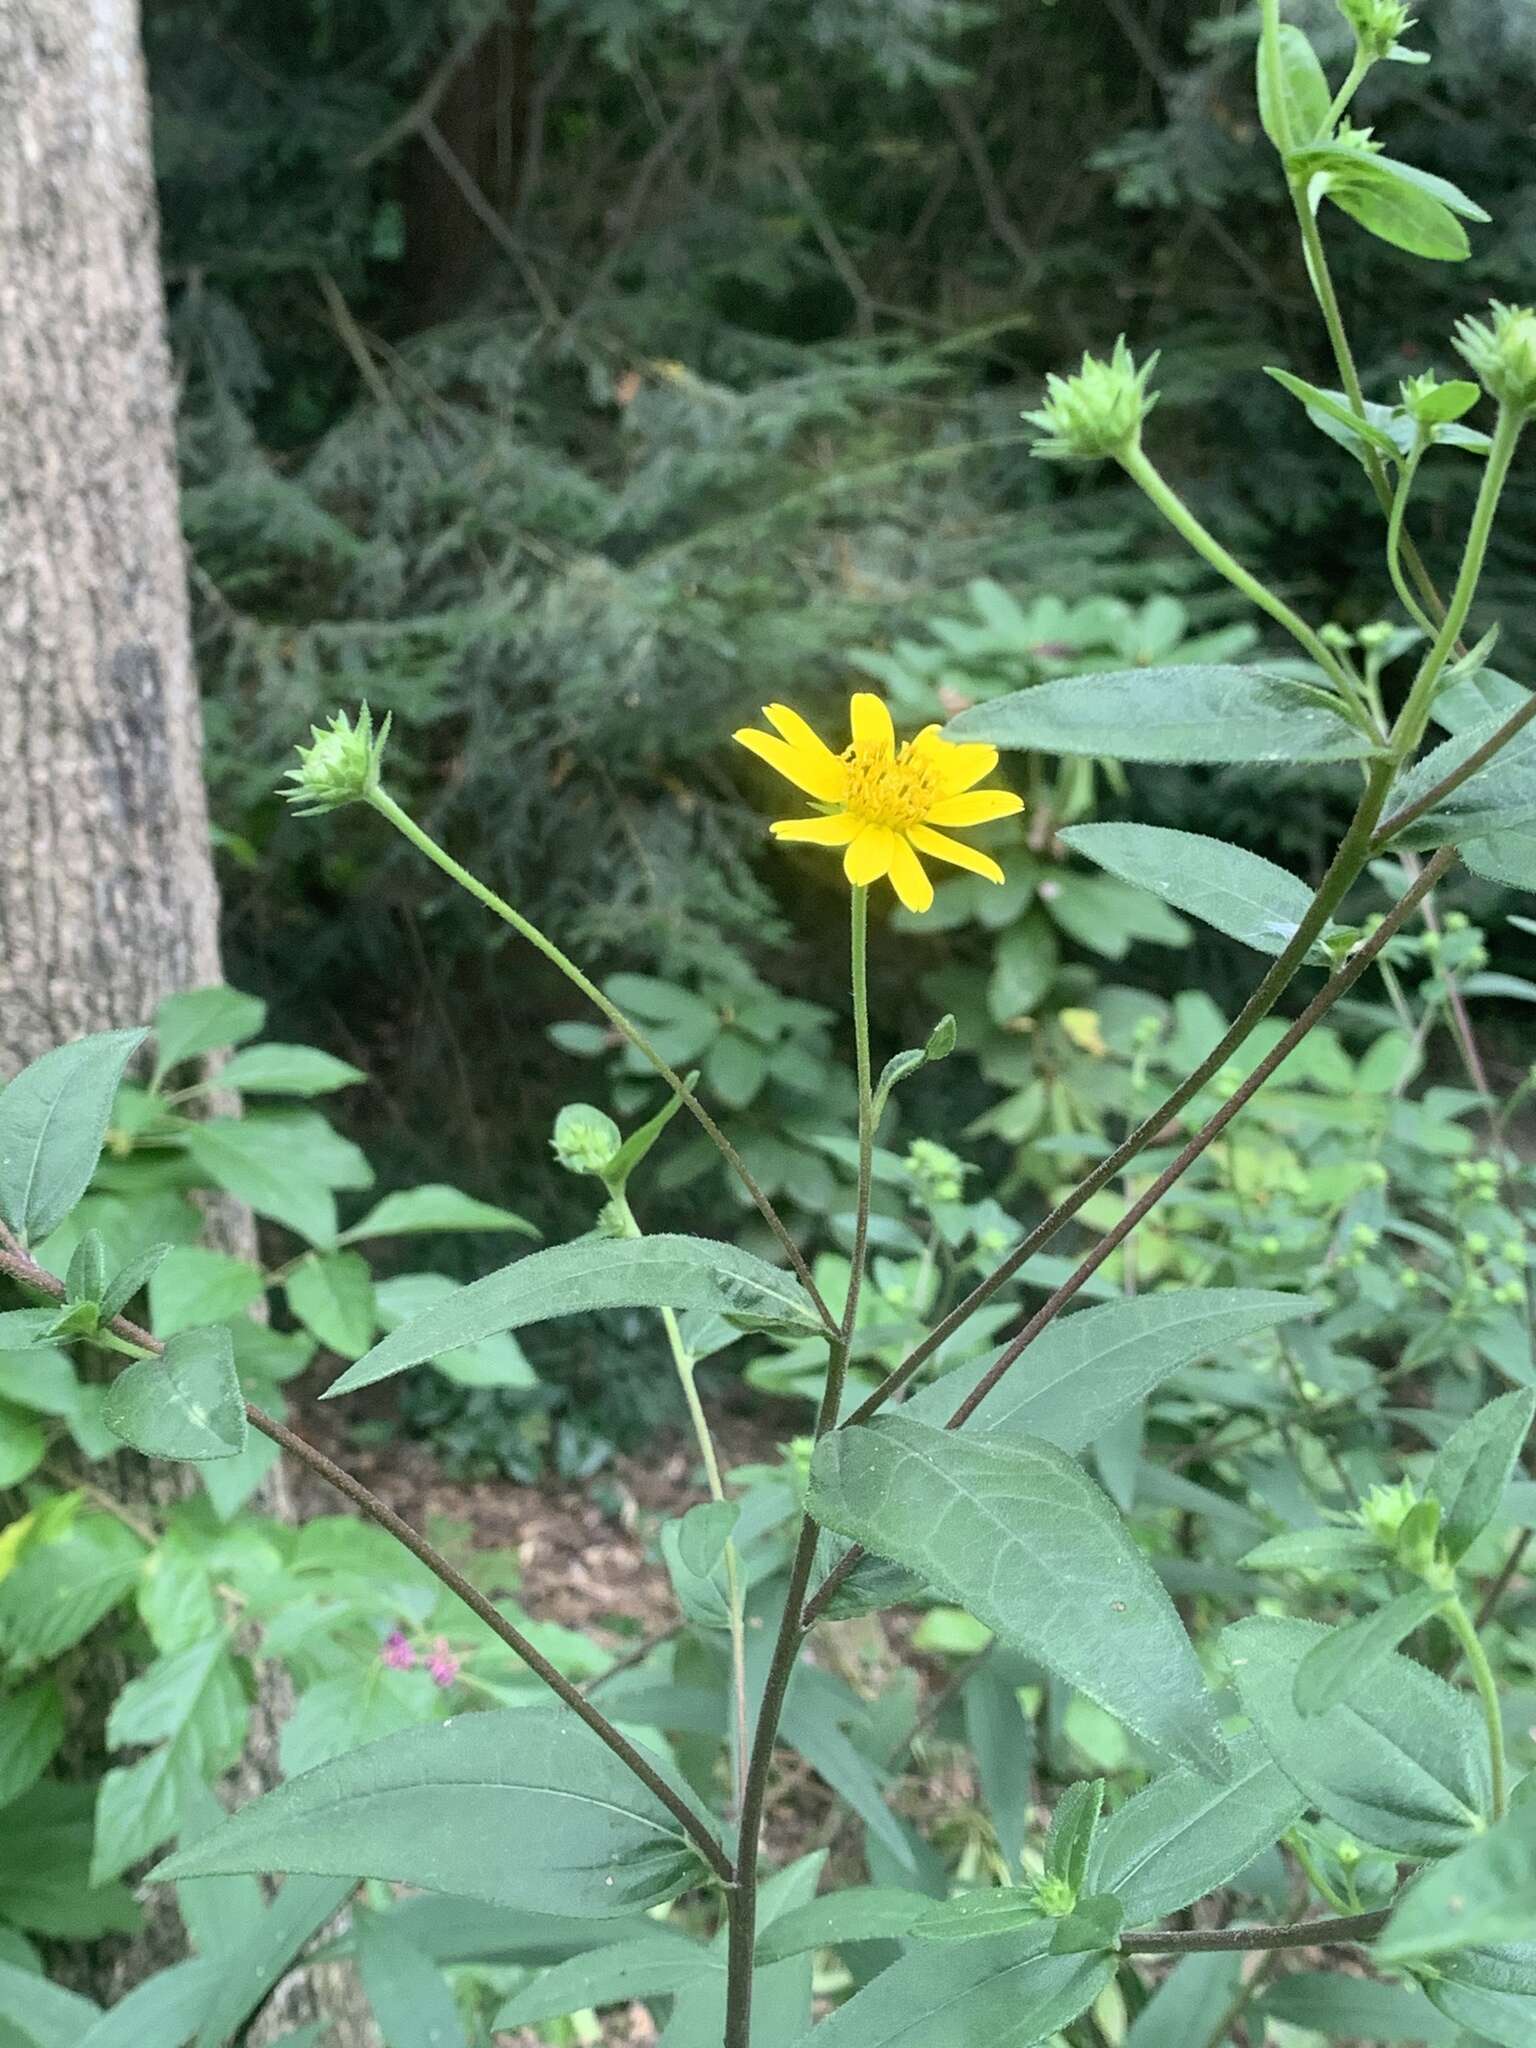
[[0, 5, 369, 2038]]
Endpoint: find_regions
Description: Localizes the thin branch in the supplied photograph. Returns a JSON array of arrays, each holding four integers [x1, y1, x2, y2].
[[0, 1239, 731, 1886], [349, 22, 487, 170], [1123, 1909, 1389, 1956], [736, 79, 875, 330], [804, 847, 1459, 1626], [419, 116, 563, 325], [1372, 688, 1536, 850], [937, 89, 1036, 275]]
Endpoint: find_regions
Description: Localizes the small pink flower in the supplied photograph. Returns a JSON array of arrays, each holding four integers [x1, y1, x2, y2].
[[381, 1628, 416, 1671], [427, 1636, 460, 1689]]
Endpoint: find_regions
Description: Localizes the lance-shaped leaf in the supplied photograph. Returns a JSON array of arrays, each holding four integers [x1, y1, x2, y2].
[[1292, 1586, 1449, 1716], [809, 1417, 1229, 1778], [1429, 1390, 1536, 1562], [1388, 710, 1536, 848], [1379, 1806, 1536, 1963], [1226, 1617, 1488, 1856], [1060, 825, 1322, 957], [947, 667, 1371, 765], [329, 1233, 819, 1396], [0, 1029, 147, 1247], [1423, 1941, 1536, 2045], [151, 1706, 716, 1917]]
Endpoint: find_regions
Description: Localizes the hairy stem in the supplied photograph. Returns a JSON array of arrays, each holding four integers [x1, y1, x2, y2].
[[0, 1237, 732, 1887], [1373, 682, 1536, 849], [806, 847, 1457, 1624], [1446, 1593, 1508, 1821], [368, 787, 835, 1334], [1123, 1909, 1390, 1956]]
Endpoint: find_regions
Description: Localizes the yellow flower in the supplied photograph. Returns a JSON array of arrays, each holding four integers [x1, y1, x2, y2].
[[734, 694, 1024, 915]]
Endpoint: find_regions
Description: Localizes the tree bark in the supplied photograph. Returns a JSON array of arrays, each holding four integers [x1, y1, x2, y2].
[[0, 6, 369, 2038]]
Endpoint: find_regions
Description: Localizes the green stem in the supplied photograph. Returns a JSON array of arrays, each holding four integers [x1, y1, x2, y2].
[[1289, 1830, 1353, 1915], [367, 787, 835, 1335], [841, 885, 875, 1350], [1446, 1594, 1507, 1821], [612, 1195, 750, 1811], [1390, 406, 1523, 764], [1324, 49, 1372, 132], [1119, 444, 1357, 698], [1386, 443, 1436, 639]]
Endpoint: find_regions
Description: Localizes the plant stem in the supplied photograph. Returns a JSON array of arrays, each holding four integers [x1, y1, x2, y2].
[[1119, 443, 1357, 696], [1390, 406, 1523, 763], [1324, 49, 1371, 132], [367, 787, 835, 1336], [0, 1237, 733, 1888], [844, 756, 1399, 1430], [613, 1191, 749, 1811], [806, 847, 1457, 1623], [1372, 683, 1536, 849], [1385, 444, 1435, 638], [1123, 1909, 1389, 1956], [724, 890, 877, 2047], [1446, 1593, 1507, 1821]]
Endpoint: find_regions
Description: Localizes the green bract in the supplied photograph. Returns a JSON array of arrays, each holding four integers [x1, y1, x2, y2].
[[1024, 337, 1160, 463], [1337, 0, 1419, 61], [1455, 302, 1536, 415], [281, 704, 391, 815]]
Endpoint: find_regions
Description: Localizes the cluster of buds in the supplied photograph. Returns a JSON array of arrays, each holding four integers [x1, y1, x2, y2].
[[282, 704, 391, 814], [1336, 0, 1419, 61], [905, 1137, 968, 1207], [551, 1103, 623, 1179], [1025, 338, 1159, 463], [1455, 302, 1536, 416]]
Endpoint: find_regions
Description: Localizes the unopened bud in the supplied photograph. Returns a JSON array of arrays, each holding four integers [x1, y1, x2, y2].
[[283, 704, 391, 814], [1455, 303, 1536, 416], [1025, 338, 1160, 463], [551, 1103, 622, 1178]]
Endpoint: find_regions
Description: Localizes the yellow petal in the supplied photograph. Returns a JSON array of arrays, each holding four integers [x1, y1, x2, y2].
[[770, 813, 861, 846], [888, 833, 935, 913], [734, 728, 846, 800], [908, 822, 1006, 885], [849, 693, 896, 757], [844, 823, 896, 887], [764, 703, 841, 770], [925, 789, 1025, 827], [932, 740, 1000, 794]]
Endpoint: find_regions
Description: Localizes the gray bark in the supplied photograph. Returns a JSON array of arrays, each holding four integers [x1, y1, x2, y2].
[[0, 6, 370, 2038]]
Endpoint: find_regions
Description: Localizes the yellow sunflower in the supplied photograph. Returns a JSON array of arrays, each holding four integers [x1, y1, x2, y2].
[[734, 694, 1024, 914]]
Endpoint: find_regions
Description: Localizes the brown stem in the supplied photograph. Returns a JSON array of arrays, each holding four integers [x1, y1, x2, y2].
[[1122, 1908, 1389, 1955], [804, 848, 1458, 1626], [843, 760, 1398, 1431], [1372, 689, 1536, 851], [0, 1240, 732, 1887]]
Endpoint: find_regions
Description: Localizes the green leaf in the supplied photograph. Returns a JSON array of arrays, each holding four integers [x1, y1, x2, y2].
[[0, 1404, 46, 1487], [786, 1925, 1111, 2048], [947, 667, 1371, 765], [192, 1875, 357, 2048], [355, 1910, 468, 2048], [1389, 711, 1536, 847], [964, 1664, 1034, 1871], [0, 1783, 141, 1939], [0, 1514, 145, 1670], [1429, 1390, 1536, 1562], [1049, 1893, 1124, 1956], [1266, 368, 1403, 459], [0, 1030, 147, 1248], [212, 1044, 366, 1096], [988, 912, 1059, 1023], [1262, 1969, 1457, 2043], [1423, 1943, 1536, 2046], [875, 1016, 956, 1105], [809, 1417, 1229, 1778], [93, 1637, 250, 1882], [99, 1241, 173, 1321], [1242, 1526, 1384, 1573], [1257, 23, 1331, 150], [286, 1252, 377, 1360], [753, 1888, 925, 1964], [1293, 1586, 1449, 1716], [339, 1184, 538, 1243], [1379, 1806, 1536, 1962], [102, 1325, 247, 1462], [0, 1958, 99, 2048], [0, 1682, 64, 1808], [1060, 825, 1320, 956], [152, 987, 266, 1082], [1299, 150, 1482, 261], [1226, 1616, 1488, 1855], [152, 1705, 716, 1917], [371, 1274, 536, 1390], [911, 1890, 1045, 1942], [1085, 1733, 1305, 1927], [147, 1247, 264, 1338], [1127, 1955, 1246, 2048], [901, 1289, 1319, 1450], [601, 1085, 692, 1194], [280, 1668, 440, 1778], [661, 1500, 740, 1632], [492, 1932, 720, 2029], [1046, 1778, 1104, 1893], [182, 1119, 338, 1247], [75, 1958, 221, 2048], [328, 1234, 819, 1397]]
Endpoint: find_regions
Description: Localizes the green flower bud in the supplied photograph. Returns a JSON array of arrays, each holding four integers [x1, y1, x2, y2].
[[1454, 303, 1536, 416], [1336, 0, 1417, 60], [1465, 1231, 1491, 1258], [282, 704, 391, 814], [1319, 623, 1355, 650], [1351, 1224, 1380, 1251], [1356, 620, 1395, 650], [1443, 910, 1471, 932], [1496, 1279, 1527, 1306], [551, 1103, 623, 1178], [1030, 1874, 1077, 1918], [906, 1137, 968, 1206], [1358, 1478, 1419, 1547], [1503, 1240, 1527, 1266], [1025, 337, 1160, 463]]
